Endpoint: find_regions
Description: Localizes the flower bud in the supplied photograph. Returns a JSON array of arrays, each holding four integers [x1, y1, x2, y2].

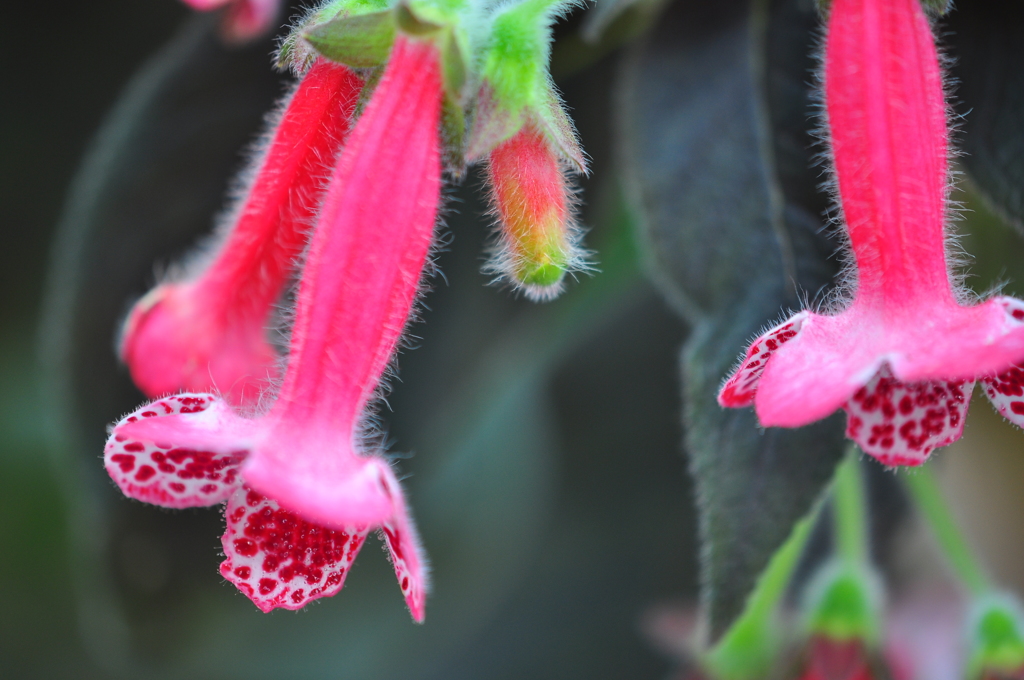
[[967, 595, 1024, 679], [484, 123, 586, 301], [795, 563, 891, 680]]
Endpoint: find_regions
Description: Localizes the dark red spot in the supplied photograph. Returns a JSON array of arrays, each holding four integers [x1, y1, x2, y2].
[[141, 411, 157, 418], [135, 465, 156, 481], [234, 566, 251, 579], [123, 442, 145, 453], [382, 527, 404, 561], [234, 538, 258, 557], [169, 483, 185, 493], [110, 454, 135, 472], [258, 578, 277, 595]]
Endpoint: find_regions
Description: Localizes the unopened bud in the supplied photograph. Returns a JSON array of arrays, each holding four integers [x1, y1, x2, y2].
[[484, 123, 586, 301], [968, 595, 1024, 680]]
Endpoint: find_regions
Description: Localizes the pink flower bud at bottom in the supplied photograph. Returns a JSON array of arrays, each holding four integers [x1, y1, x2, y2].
[[484, 123, 586, 302]]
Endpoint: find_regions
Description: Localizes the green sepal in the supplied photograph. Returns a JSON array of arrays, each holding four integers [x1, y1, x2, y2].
[[967, 595, 1024, 679], [803, 562, 881, 644], [304, 11, 397, 68], [277, 0, 393, 72], [394, 4, 468, 100], [441, 91, 467, 176], [467, 0, 585, 172]]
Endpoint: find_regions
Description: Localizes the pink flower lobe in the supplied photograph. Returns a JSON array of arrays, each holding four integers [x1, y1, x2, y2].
[[844, 366, 973, 465], [105, 394, 247, 507], [220, 488, 369, 612], [718, 312, 809, 408]]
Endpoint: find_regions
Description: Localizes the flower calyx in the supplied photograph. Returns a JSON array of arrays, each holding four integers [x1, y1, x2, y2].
[[794, 563, 891, 680], [290, 0, 470, 172], [967, 595, 1024, 680], [468, 0, 585, 173]]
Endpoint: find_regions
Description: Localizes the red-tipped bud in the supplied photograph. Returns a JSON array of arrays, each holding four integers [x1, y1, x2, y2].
[[484, 123, 586, 301]]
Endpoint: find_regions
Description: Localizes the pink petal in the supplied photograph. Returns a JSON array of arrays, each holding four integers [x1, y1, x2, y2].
[[220, 487, 369, 612], [892, 296, 1024, 384], [844, 366, 973, 466], [242, 448, 396, 528], [718, 312, 809, 407], [753, 310, 880, 427], [104, 394, 249, 507], [378, 465, 429, 622], [120, 283, 278, 407], [981, 364, 1024, 428]]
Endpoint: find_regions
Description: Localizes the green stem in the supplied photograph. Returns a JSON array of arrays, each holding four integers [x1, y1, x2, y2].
[[832, 448, 868, 565], [705, 511, 816, 680], [903, 465, 989, 596]]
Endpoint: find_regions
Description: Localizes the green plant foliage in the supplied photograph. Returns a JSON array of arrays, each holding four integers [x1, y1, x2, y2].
[[618, 0, 847, 638]]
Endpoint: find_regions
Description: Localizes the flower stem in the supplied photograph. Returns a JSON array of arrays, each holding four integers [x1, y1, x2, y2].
[[903, 465, 989, 596], [705, 508, 817, 680], [833, 447, 868, 565]]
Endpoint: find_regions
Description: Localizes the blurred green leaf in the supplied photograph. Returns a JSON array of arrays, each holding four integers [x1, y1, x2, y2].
[[947, 0, 1024, 232], [617, 0, 845, 639]]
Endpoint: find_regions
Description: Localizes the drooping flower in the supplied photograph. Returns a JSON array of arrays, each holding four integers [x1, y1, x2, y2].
[[120, 60, 362, 406], [180, 0, 283, 43], [718, 0, 1024, 465], [104, 35, 442, 618]]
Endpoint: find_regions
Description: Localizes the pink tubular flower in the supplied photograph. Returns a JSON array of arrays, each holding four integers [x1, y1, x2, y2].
[[104, 36, 443, 618], [718, 0, 1024, 465], [120, 61, 362, 406], [180, 0, 282, 43]]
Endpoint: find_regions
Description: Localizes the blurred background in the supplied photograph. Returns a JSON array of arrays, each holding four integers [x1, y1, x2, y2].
[[3, 1, 1024, 678]]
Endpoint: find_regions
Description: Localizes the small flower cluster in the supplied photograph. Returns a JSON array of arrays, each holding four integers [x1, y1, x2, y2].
[[718, 0, 1024, 466], [107, 0, 589, 616]]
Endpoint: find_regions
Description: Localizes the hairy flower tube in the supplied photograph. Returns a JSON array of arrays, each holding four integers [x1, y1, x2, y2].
[[180, 0, 283, 42], [104, 35, 442, 618], [120, 60, 362, 406], [718, 0, 1024, 465], [484, 122, 585, 300]]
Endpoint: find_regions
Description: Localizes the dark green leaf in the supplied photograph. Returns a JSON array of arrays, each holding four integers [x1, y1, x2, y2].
[[947, 0, 1024, 231], [617, 0, 846, 639], [304, 10, 397, 68]]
